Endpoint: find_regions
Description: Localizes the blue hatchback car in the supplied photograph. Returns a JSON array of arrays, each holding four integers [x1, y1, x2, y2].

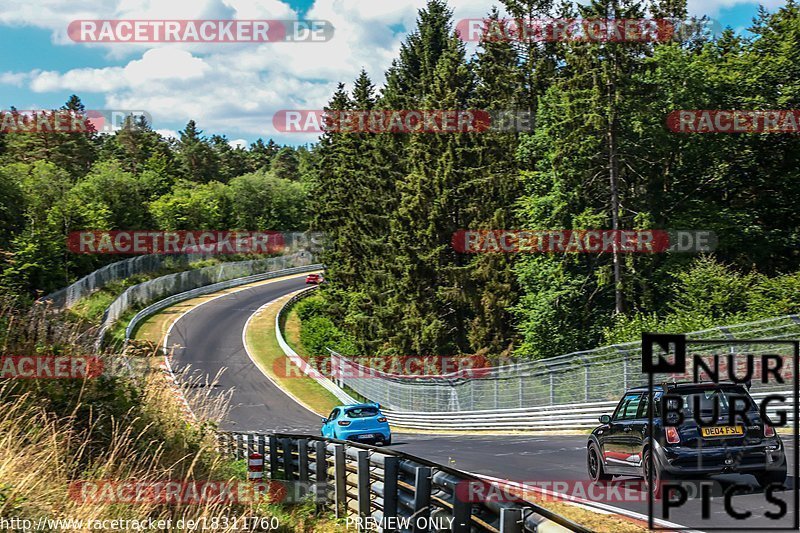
[[321, 403, 391, 445]]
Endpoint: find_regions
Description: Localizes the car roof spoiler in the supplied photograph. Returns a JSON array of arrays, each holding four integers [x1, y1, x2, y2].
[[660, 379, 752, 390]]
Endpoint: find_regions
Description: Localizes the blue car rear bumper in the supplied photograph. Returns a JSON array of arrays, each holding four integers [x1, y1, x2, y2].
[[337, 428, 391, 443]]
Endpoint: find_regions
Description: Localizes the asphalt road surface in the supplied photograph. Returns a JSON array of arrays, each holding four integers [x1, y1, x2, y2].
[[168, 277, 799, 532], [168, 276, 321, 433]]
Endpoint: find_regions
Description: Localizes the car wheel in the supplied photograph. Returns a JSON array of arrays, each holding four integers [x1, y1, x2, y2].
[[755, 466, 787, 489], [643, 449, 671, 499], [588, 444, 612, 482], [383, 436, 392, 446]]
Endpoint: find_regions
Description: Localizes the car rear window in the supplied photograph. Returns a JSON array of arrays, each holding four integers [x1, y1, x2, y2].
[[673, 386, 756, 417], [346, 407, 379, 418]]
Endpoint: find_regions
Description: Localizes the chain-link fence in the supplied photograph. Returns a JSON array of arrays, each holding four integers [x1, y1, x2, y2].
[[331, 315, 800, 413], [97, 252, 315, 347], [38, 254, 212, 309]]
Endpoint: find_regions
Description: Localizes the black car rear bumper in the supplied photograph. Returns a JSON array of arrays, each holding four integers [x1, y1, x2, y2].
[[655, 440, 785, 475]]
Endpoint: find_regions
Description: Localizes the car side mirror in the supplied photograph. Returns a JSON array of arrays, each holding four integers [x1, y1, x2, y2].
[[599, 414, 611, 424]]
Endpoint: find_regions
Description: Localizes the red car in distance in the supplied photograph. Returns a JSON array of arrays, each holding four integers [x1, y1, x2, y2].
[[306, 273, 324, 284]]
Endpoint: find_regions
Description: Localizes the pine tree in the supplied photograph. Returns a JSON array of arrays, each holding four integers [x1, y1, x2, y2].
[[177, 120, 219, 183]]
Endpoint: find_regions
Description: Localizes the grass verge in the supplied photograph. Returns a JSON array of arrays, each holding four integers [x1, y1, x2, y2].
[[531, 500, 648, 533], [130, 272, 321, 348], [284, 305, 309, 359], [243, 292, 339, 416]]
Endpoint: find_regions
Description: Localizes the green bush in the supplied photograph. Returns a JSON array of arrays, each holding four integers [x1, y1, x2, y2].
[[603, 257, 800, 345], [300, 315, 358, 357], [295, 295, 328, 322]]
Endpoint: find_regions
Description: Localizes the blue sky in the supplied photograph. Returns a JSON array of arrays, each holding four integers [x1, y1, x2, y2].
[[0, 0, 785, 147]]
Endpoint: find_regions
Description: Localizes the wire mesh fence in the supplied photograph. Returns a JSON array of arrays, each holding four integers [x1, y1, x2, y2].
[[331, 315, 800, 413], [38, 254, 212, 309]]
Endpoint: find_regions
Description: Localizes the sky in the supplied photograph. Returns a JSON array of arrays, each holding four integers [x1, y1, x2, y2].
[[0, 0, 787, 147]]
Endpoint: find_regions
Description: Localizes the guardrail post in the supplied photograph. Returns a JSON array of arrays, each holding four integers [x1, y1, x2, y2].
[[382, 457, 399, 527], [247, 433, 255, 455], [452, 483, 472, 533], [269, 435, 279, 480], [298, 439, 309, 482], [258, 435, 266, 468], [500, 508, 523, 533], [333, 444, 346, 518], [412, 466, 431, 533], [549, 374, 555, 405], [315, 441, 328, 505], [357, 451, 371, 530], [235, 433, 243, 460], [282, 438, 294, 480]]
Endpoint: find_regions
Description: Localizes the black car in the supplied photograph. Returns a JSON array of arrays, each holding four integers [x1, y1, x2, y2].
[[587, 382, 787, 496]]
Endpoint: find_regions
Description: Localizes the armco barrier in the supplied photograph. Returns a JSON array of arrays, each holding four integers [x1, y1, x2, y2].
[[217, 432, 589, 533], [96, 253, 317, 349], [123, 262, 322, 347], [274, 290, 798, 431], [378, 391, 795, 431], [330, 315, 800, 413]]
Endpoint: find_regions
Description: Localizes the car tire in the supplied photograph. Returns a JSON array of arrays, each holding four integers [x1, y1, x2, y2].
[[588, 444, 612, 482], [755, 466, 787, 489], [643, 449, 671, 499], [383, 436, 392, 446]]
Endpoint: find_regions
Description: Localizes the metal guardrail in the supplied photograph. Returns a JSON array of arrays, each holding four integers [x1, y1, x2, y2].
[[217, 432, 588, 533], [275, 286, 358, 405], [331, 316, 800, 414], [94, 253, 317, 349], [379, 391, 796, 431], [124, 263, 323, 346]]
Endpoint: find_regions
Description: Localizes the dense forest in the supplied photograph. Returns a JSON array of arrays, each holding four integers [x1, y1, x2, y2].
[[310, 0, 800, 360], [2, 0, 799, 362], [0, 101, 314, 298]]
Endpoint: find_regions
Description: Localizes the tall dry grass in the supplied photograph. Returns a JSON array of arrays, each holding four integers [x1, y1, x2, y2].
[[0, 299, 336, 530]]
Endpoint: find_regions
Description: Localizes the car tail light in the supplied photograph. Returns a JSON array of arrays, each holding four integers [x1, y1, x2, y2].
[[337, 420, 350, 426], [764, 424, 775, 437], [378, 417, 387, 423], [665, 426, 680, 444]]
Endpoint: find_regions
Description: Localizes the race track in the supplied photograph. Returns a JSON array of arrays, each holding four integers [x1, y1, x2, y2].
[[166, 278, 798, 531]]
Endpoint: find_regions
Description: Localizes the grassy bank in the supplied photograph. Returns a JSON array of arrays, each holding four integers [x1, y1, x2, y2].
[[243, 292, 339, 416]]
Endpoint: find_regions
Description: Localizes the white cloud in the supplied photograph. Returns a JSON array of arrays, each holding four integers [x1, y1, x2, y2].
[[686, 0, 785, 17], [0, 0, 782, 144], [0, 71, 31, 86], [228, 138, 248, 148], [155, 128, 179, 139]]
